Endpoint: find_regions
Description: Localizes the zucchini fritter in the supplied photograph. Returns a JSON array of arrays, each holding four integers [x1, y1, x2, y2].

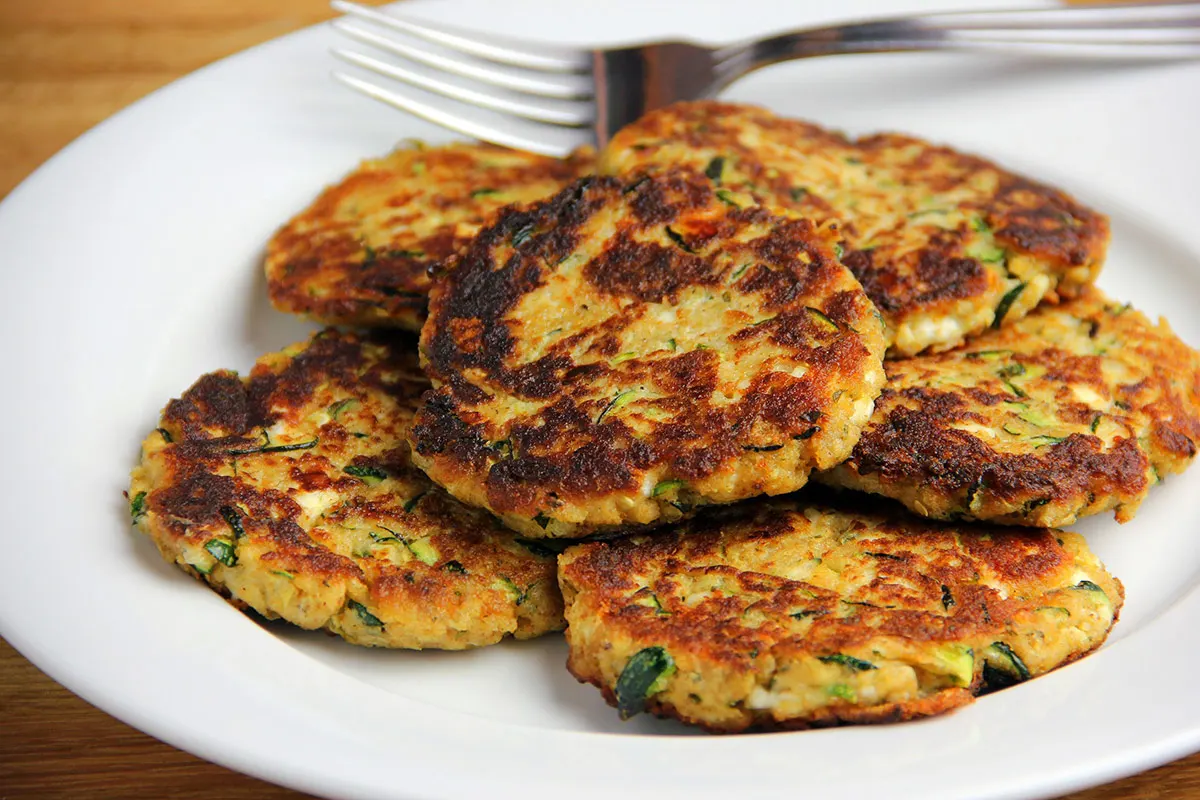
[[600, 101, 1109, 356], [266, 142, 594, 330], [820, 287, 1200, 527], [129, 330, 562, 649], [559, 497, 1122, 732], [409, 171, 887, 538]]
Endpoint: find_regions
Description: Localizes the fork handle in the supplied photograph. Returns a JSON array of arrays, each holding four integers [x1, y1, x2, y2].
[[734, 1, 1200, 74]]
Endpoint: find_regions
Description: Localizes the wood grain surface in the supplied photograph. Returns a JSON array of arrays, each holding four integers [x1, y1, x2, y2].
[[0, 1, 1196, 797]]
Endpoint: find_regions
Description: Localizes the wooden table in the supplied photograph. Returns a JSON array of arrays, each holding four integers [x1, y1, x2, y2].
[[0, 0, 1196, 796]]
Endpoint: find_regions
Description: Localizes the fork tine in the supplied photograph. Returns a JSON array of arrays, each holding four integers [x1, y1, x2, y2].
[[332, 48, 594, 126], [332, 20, 593, 100], [330, 0, 589, 73], [332, 71, 589, 157]]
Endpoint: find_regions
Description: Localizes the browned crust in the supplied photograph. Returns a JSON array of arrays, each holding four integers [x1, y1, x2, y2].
[[822, 287, 1200, 526], [569, 662, 976, 733], [131, 330, 562, 649], [410, 170, 886, 533], [265, 143, 593, 330], [599, 101, 1110, 354]]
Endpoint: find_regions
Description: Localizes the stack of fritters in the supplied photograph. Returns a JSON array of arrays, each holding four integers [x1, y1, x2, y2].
[[131, 101, 1200, 732]]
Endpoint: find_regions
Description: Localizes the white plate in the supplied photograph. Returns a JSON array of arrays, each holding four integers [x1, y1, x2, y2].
[[2, 1, 1199, 798]]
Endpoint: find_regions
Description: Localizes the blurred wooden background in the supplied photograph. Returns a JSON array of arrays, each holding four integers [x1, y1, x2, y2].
[[1, 0, 1196, 797]]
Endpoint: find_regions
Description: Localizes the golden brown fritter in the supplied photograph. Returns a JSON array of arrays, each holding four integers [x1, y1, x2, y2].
[[129, 330, 562, 649], [409, 171, 887, 538], [600, 101, 1109, 356], [558, 496, 1123, 733], [820, 287, 1200, 527], [266, 142, 594, 330]]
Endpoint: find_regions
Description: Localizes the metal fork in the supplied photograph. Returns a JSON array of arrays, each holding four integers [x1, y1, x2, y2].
[[329, 0, 1200, 156]]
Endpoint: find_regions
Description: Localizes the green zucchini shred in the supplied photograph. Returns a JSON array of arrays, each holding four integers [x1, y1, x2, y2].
[[934, 644, 975, 687], [806, 306, 839, 331], [220, 506, 245, 539], [704, 156, 726, 184], [993, 283, 1027, 329], [327, 398, 359, 420], [652, 479, 686, 497], [408, 538, 439, 566], [714, 189, 739, 207], [596, 389, 637, 424], [511, 223, 536, 246], [349, 600, 383, 628], [998, 363, 1026, 378], [204, 538, 237, 567], [664, 226, 694, 253], [982, 641, 1031, 691], [826, 684, 856, 701], [1075, 579, 1107, 598], [228, 434, 319, 456], [969, 349, 1013, 361], [615, 646, 676, 720], [1017, 408, 1055, 427], [818, 653, 877, 671], [790, 609, 825, 620], [987, 641, 1031, 679], [1031, 435, 1069, 447], [494, 576, 527, 605], [402, 492, 426, 513], [1003, 379, 1028, 399], [129, 491, 147, 523], [344, 464, 389, 483], [370, 527, 404, 546]]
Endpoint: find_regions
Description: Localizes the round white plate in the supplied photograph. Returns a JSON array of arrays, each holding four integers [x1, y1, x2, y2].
[[2, 1, 1199, 798]]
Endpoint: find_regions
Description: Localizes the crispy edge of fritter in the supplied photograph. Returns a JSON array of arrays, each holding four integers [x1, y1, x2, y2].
[[820, 287, 1200, 527], [265, 143, 594, 330]]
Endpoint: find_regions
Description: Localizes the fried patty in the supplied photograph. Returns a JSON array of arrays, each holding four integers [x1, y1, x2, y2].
[[820, 287, 1200, 527], [266, 142, 594, 330], [409, 171, 887, 538], [128, 330, 563, 649], [599, 101, 1109, 357], [558, 496, 1123, 732]]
